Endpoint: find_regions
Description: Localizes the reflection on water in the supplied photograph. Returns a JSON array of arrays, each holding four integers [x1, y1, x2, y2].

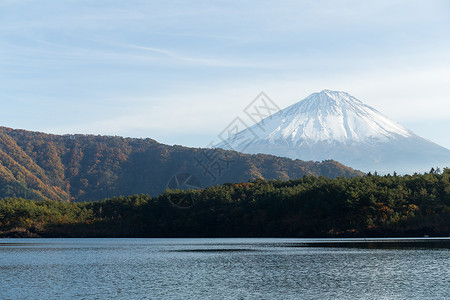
[[282, 238, 450, 250], [0, 238, 449, 299]]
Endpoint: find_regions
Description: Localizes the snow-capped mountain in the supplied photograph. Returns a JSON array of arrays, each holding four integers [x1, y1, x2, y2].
[[217, 90, 450, 174]]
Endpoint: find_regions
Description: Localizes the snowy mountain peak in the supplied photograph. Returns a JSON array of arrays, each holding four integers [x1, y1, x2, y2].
[[217, 90, 450, 173], [256, 90, 412, 145]]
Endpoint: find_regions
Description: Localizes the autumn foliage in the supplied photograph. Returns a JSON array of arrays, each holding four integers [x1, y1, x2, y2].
[[1, 170, 449, 238]]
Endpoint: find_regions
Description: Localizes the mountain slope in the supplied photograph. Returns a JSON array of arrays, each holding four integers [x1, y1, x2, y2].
[[217, 90, 450, 173], [0, 126, 363, 201]]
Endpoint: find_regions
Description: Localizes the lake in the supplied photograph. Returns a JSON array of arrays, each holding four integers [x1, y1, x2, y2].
[[0, 238, 449, 299]]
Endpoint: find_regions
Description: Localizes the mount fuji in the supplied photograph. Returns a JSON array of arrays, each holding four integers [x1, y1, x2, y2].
[[217, 90, 450, 174]]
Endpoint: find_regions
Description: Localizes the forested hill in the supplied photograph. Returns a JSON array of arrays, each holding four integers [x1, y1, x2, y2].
[[0, 126, 363, 201], [1, 171, 449, 238]]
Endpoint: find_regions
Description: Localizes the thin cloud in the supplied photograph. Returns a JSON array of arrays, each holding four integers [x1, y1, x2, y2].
[[1, 0, 450, 150]]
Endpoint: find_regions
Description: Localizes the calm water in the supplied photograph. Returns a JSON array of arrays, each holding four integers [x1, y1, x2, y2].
[[0, 238, 449, 299]]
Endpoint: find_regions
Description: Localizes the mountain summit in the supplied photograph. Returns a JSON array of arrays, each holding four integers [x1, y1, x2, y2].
[[218, 90, 450, 173]]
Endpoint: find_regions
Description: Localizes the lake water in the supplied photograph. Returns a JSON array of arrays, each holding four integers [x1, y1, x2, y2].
[[0, 238, 449, 299]]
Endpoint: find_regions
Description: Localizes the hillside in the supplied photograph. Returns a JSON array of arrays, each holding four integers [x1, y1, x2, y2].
[[0, 126, 363, 201], [1, 171, 449, 238]]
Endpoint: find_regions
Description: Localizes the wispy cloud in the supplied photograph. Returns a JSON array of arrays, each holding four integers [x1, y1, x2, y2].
[[1, 0, 450, 149]]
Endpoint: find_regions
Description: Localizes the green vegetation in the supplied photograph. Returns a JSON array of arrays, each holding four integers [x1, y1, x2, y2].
[[0, 126, 362, 202], [1, 170, 449, 238]]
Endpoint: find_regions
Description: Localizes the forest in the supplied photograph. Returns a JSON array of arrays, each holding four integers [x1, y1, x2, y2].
[[1, 169, 449, 238], [0, 126, 361, 201]]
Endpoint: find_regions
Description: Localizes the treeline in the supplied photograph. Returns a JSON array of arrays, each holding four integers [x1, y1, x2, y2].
[[1, 169, 450, 238], [0, 126, 362, 202]]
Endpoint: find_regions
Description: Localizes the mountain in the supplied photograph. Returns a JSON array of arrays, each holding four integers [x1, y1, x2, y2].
[[217, 90, 450, 174], [0, 126, 362, 201]]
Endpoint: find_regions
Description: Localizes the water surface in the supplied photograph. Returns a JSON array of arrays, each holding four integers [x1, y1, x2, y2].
[[0, 238, 449, 299]]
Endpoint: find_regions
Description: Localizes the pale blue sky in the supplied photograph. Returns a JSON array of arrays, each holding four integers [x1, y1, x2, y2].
[[1, 0, 450, 148]]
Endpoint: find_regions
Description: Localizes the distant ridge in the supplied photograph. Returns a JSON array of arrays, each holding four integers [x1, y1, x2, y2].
[[0, 126, 363, 201], [217, 90, 450, 173]]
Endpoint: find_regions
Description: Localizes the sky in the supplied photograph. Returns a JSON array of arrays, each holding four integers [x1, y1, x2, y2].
[[1, 0, 450, 149]]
